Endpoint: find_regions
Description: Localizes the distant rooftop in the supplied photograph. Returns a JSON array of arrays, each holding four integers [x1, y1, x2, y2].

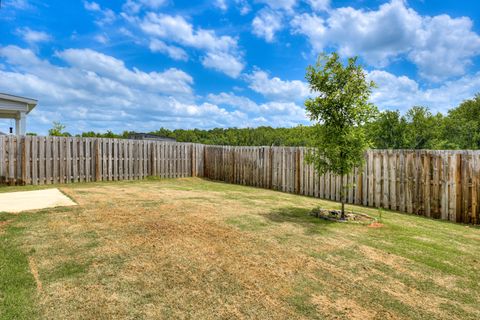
[[128, 132, 176, 142]]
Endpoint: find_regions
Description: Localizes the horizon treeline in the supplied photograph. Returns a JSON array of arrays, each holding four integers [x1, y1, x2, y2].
[[45, 94, 480, 150]]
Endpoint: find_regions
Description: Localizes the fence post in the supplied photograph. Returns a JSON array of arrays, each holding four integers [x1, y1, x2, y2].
[[455, 153, 462, 222], [203, 146, 207, 178], [269, 147, 273, 189], [295, 148, 300, 194], [8, 137, 14, 185], [356, 168, 363, 205], [231, 147, 235, 183], [150, 142, 156, 177], [95, 139, 101, 181], [0, 136, 4, 184], [21, 136, 27, 185], [191, 143, 195, 177]]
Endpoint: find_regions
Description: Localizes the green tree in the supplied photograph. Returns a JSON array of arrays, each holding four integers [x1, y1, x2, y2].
[[304, 53, 377, 218], [442, 94, 480, 149], [404, 106, 443, 149], [48, 122, 71, 137], [367, 110, 408, 149]]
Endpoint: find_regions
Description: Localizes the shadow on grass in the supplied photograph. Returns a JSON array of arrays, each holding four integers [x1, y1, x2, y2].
[[265, 206, 336, 234]]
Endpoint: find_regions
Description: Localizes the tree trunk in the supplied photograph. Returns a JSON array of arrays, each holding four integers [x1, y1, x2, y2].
[[340, 174, 345, 219]]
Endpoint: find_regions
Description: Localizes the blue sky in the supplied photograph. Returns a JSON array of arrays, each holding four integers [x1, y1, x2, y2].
[[1, 0, 480, 134]]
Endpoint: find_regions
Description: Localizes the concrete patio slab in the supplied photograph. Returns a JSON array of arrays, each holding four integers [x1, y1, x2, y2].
[[0, 188, 77, 213]]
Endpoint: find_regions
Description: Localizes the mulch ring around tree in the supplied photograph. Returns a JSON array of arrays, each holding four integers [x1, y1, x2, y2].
[[310, 208, 380, 226]]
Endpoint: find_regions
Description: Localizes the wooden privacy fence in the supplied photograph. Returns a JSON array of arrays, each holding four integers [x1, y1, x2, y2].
[[203, 146, 480, 224], [1, 136, 479, 224], [0, 136, 204, 185]]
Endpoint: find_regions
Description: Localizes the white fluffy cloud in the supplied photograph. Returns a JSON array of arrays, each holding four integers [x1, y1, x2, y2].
[[138, 13, 244, 77], [291, 0, 480, 81], [0, 45, 308, 133], [0, 46, 250, 133], [235, 0, 251, 15], [207, 92, 308, 126], [0, 46, 194, 101], [290, 13, 326, 49], [149, 39, 188, 61], [201, 52, 244, 78], [252, 0, 309, 41], [367, 70, 419, 110], [259, 0, 297, 12], [259, 101, 305, 118], [408, 14, 480, 81], [305, 0, 329, 12], [84, 1, 116, 25], [207, 92, 259, 112], [291, 0, 419, 66], [122, 0, 167, 14], [368, 70, 480, 112], [94, 34, 109, 44], [138, 0, 167, 9], [83, 1, 101, 11], [57, 48, 193, 95], [4, 0, 31, 9], [252, 9, 283, 42], [16, 27, 52, 43], [139, 13, 237, 53], [245, 70, 310, 101], [214, 0, 227, 11]]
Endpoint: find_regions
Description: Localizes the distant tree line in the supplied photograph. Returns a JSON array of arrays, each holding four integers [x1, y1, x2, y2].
[[366, 94, 480, 149], [48, 94, 480, 150]]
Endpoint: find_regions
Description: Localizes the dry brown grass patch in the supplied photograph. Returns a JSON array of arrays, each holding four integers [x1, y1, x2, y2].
[[28, 256, 43, 293], [6, 178, 480, 320]]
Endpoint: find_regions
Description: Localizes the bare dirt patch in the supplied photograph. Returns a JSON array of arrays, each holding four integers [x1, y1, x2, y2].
[[0, 219, 12, 235], [28, 257, 43, 293], [0, 219, 11, 228], [367, 222, 384, 228]]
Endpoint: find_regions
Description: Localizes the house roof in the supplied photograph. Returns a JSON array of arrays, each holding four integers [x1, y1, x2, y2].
[[0, 93, 38, 114]]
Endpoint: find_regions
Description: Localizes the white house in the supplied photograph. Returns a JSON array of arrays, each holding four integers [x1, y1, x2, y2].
[[0, 93, 38, 135]]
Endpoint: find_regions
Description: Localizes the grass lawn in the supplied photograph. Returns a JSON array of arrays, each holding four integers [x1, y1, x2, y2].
[[1, 178, 480, 319]]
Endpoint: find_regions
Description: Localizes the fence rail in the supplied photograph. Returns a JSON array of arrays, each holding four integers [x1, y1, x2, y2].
[[1, 136, 479, 224]]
